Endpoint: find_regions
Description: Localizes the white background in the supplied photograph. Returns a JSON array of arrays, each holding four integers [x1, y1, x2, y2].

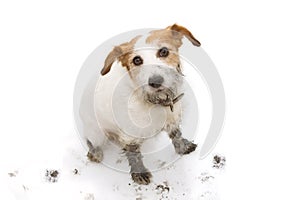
[[1, 0, 300, 199]]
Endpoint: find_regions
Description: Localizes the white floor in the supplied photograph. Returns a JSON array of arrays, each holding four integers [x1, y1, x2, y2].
[[3, 130, 225, 200]]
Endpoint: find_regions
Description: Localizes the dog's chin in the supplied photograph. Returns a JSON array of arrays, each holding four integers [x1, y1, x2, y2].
[[144, 87, 176, 106]]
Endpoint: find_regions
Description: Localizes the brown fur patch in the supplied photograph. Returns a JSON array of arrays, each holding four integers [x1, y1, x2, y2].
[[146, 29, 183, 50], [146, 28, 182, 69], [146, 24, 200, 48], [117, 36, 141, 69], [101, 35, 141, 75], [145, 24, 200, 72], [166, 24, 201, 47], [160, 50, 181, 68], [146, 24, 200, 49]]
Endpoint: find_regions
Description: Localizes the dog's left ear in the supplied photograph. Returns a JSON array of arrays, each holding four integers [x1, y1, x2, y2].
[[167, 24, 201, 47]]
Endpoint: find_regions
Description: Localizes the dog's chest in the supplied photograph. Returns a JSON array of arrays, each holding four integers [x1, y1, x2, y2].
[[126, 93, 168, 138], [94, 62, 182, 144]]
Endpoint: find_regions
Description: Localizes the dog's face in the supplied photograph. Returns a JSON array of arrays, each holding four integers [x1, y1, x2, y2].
[[122, 45, 184, 103], [101, 24, 200, 105]]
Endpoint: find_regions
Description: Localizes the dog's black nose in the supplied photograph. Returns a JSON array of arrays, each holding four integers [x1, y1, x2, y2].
[[148, 75, 164, 88]]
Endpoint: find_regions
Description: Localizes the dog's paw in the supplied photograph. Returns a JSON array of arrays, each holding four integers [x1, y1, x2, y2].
[[87, 146, 103, 163], [182, 141, 197, 155], [131, 171, 152, 185], [174, 138, 197, 155]]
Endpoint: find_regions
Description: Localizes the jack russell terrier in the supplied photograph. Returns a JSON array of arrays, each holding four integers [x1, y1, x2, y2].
[[80, 24, 201, 185]]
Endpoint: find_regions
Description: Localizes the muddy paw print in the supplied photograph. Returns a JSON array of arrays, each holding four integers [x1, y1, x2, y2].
[[45, 169, 60, 183]]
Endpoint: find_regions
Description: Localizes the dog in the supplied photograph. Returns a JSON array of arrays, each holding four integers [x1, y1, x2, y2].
[[80, 24, 201, 185]]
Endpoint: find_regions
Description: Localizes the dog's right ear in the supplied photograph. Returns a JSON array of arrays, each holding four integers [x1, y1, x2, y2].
[[101, 46, 123, 75], [101, 36, 141, 75]]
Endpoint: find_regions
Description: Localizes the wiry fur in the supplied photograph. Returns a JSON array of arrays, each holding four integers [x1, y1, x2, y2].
[[80, 24, 200, 185]]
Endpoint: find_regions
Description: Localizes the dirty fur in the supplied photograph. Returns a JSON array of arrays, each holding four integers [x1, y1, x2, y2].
[[81, 24, 201, 185]]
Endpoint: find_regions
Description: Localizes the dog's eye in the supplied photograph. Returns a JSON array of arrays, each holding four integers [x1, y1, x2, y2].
[[158, 47, 169, 57], [132, 56, 143, 66]]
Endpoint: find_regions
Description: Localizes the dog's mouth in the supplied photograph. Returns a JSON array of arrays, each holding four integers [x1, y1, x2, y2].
[[144, 88, 184, 112]]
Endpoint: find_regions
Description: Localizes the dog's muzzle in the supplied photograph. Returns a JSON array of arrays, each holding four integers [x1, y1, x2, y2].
[[145, 87, 184, 112]]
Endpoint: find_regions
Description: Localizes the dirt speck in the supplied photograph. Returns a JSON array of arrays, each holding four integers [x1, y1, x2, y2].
[[8, 171, 18, 177], [73, 168, 79, 175], [166, 163, 175, 171], [132, 183, 143, 200], [80, 191, 95, 200], [45, 169, 59, 183], [157, 160, 167, 168], [155, 181, 170, 199], [22, 185, 29, 191], [198, 172, 214, 183], [213, 154, 226, 169], [198, 191, 218, 199]]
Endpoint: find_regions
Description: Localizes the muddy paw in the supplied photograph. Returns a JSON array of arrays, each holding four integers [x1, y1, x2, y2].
[[87, 147, 103, 163], [174, 138, 197, 155], [182, 141, 197, 155], [131, 171, 152, 185]]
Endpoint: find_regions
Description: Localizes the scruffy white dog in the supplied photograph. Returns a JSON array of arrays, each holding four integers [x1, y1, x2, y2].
[[80, 24, 200, 185]]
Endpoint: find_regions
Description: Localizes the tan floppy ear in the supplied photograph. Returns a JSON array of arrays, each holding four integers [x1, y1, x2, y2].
[[167, 24, 201, 47], [101, 36, 141, 76], [101, 46, 122, 75]]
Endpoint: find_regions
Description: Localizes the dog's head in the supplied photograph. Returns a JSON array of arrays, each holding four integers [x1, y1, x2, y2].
[[101, 24, 200, 105]]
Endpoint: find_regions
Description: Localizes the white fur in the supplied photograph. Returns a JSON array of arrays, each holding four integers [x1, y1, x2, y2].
[[80, 37, 184, 148]]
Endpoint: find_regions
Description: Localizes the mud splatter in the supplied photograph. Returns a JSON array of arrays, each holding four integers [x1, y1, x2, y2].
[[213, 155, 226, 169], [155, 181, 170, 199], [45, 169, 60, 183], [73, 168, 79, 175], [197, 172, 214, 183], [8, 170, 18, 177]]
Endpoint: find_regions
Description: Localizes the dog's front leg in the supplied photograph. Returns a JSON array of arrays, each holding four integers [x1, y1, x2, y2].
[[168, 128, 197, 155], [124, 144, 152, 185], [86, 139, 103, 163]]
